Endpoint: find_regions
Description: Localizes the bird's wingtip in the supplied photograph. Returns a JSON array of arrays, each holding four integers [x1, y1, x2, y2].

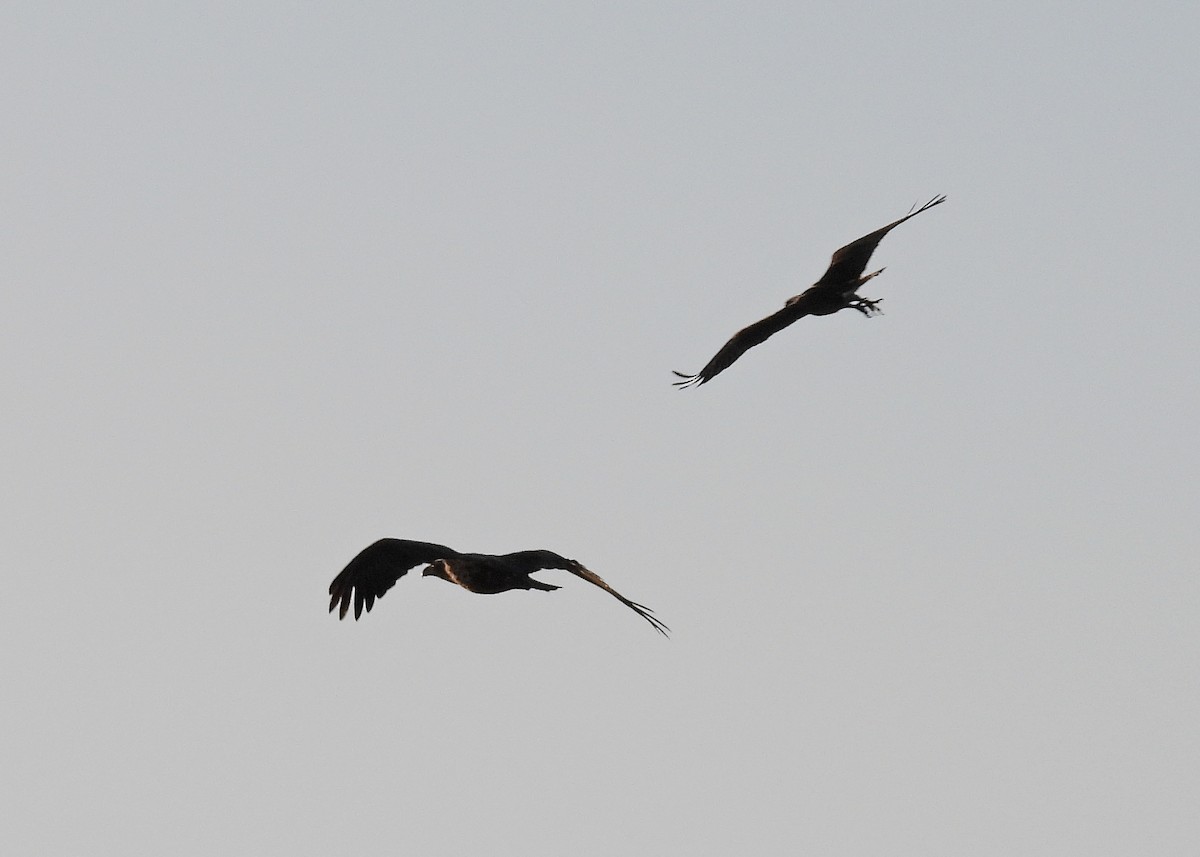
[[671, 370, 703, 389]]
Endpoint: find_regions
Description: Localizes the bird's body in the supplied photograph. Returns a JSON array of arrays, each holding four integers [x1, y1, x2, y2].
[[328, 538, 669, 636], [673, 194, 945, 388], [422, 552, 563, 594]]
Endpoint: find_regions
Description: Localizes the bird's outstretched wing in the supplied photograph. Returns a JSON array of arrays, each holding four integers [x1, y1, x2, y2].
[[815, 194, 945, 287], [507, 550, 670, 637], [672, 300, 812, 388], [328, 538, 460, 620]]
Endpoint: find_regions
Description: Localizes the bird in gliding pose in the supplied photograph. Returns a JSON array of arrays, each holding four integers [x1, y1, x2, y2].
[[673, 194, 946, 388], [328, 538, 669, 636]]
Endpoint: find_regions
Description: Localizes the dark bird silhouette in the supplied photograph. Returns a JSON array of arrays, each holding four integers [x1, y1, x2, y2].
[[673, 194, 946, 388], [328, 538, 669, 636]]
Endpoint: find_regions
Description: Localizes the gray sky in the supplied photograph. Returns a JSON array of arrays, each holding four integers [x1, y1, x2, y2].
[[4, 2, 1198, 854]]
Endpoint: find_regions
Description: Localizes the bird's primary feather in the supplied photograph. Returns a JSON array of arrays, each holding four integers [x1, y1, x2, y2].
[[327, 538, 459, 620]]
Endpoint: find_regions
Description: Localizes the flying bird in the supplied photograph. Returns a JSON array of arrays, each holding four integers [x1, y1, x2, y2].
[[328, 538, 669, 636], [673, 194, 946, 388]]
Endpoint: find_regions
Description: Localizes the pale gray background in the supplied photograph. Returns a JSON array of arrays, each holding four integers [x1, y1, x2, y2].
[[4, 2, 1198, 854]]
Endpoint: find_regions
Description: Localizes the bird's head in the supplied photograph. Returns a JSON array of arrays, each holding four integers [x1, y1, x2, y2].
[[422, 559, 453, 582]]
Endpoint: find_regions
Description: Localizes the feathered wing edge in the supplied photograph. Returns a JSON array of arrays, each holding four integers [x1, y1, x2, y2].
[[569, 562, 671, 636], [328, 538, 460, 620], [512, 550, 670, 637], [816, 194, 946, 287], [672, 301, 811, 388]]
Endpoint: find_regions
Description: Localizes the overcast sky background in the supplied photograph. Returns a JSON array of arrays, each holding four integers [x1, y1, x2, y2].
[[4, 2, 1198, 854]]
